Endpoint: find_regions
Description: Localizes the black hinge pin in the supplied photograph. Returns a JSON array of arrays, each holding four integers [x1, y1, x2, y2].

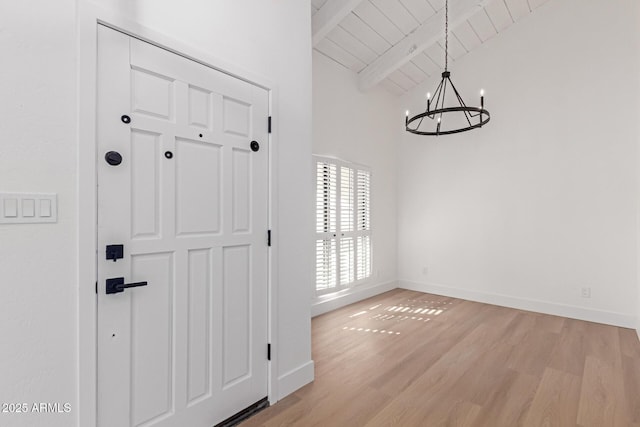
[[267, 230, 272, 247], [267, 343, 271, 361], [268, 116, 272, 134]]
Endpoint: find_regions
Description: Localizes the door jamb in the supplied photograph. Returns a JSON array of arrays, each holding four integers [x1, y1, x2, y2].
[[77, 5, 280, 427]]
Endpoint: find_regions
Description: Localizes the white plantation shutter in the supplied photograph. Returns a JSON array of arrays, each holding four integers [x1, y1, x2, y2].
[[356, 170, 371, 280], [316, 162, 337, 233], [316, 239, 336, 291], [341, 167, 354, 233], [356, 235, 371, 280], [314, 156, 372, 295], [340, 237, 355, 285], [357, 170, 370, 231], [315, 161, 338, 291]]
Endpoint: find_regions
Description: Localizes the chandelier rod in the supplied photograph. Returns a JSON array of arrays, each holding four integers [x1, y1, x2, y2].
[[445, 0, 449, 71], [448, 77, 473, 127]]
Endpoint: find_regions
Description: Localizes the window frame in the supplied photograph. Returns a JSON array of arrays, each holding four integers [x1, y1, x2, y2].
[[314, 155, 372, 297]]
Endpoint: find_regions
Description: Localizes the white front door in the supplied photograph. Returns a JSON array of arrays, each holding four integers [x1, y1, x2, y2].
[[96, 25, 269, 427]]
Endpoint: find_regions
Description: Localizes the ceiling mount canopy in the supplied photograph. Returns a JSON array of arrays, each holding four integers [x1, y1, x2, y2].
[[405, 0, 490, 136]]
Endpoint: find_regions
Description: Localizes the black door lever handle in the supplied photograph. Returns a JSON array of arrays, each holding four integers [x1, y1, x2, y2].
[[106, 277, 148, 294]]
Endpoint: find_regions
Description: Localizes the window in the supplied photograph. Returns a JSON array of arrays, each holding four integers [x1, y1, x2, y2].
[[315, 156, 371, 295]]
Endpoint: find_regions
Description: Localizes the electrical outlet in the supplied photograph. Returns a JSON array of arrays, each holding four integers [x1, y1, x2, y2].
[[581, 287, 591, 298]]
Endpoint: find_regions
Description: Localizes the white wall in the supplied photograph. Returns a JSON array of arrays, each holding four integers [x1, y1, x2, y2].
[[637, 0, 640, 341], [1, 1, 313, 426], [398, 0, 640, 327], [635, 0, 640, 342], [312, 51, 400, 315], [0, 2, 77, 427]]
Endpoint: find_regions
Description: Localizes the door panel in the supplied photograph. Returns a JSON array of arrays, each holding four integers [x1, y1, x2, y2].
[[97, 25, 269, 427], [223, 97, 251, 137], [130, 130, 162, 239], [186, 248, 213, 404], [175, 138, 222, 236], [131, 67, 175, 121], [232, 148, 252, 233], [222, 245, 251, 386], [187, 85, 213, 131], [130, 252, 175, 426]]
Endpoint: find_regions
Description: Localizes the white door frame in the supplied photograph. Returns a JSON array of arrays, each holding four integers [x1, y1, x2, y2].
[[77, 4, 280, 427]]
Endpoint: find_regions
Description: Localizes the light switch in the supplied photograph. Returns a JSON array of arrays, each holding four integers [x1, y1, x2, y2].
[[4, 199, 18, 217], [0, 193, 57, 224], [39, 199, 52, 217], [22, 199, 35, 217]]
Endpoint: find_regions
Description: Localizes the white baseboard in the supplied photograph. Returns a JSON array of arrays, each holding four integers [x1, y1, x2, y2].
[[398, 280, 636, 329], [276, 360, 314, 401], [312, 281, 398, 317]]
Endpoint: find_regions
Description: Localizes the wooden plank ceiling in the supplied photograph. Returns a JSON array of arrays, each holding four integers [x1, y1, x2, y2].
[[311, 0, 552, 96]]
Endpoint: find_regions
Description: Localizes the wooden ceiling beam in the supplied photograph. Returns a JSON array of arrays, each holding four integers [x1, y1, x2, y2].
[[312, 0, 366, 47], [358, 0, 491, 91]]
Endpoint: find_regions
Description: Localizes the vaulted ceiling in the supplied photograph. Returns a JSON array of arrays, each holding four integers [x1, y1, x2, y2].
[[311, 0, 551, 95]]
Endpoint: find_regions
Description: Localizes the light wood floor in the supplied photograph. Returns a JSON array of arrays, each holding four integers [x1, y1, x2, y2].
[[241, 289, 640, 427]]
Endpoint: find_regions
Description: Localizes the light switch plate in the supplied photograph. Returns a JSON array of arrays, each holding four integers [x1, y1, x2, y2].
[[0, 193, 57, 224]]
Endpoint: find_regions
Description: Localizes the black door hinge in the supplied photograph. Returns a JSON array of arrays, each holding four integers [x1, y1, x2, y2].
[[267, 229, 272, 247], [268, 116, 272, 134], [95, 281, 98, 294], [267, 343, 271, 361]]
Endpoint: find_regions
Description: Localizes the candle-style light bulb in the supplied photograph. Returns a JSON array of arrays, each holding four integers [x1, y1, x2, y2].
[[437, 117, 441, 123], [427, 92, 431, 99], [427, 92, 431, 112], [480, 89, 484, 96], [405, 110, 409, 126]]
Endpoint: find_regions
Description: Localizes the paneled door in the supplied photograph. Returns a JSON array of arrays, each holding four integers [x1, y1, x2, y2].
[[96, 25, 269, 427]]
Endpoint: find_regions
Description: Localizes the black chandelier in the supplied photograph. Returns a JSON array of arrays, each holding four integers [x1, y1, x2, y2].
[[405, 0, 490, 136]]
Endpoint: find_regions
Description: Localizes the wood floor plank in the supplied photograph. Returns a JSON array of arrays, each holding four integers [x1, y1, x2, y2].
[[619, 327, 640, 359], [470, 369, 540, 426], [584, 321, 623, 368], [548, 318, 589, 376], [402, 398, 483, 427], [498, 312, 561, 378], [622, 354, 640, 424], [369, 302, 500, 394], [398, 319, 518, 404], [577, 355, 628, 427], [239, 289, 640, 427], [447, 341, 515, 407], [523, 367, 581, 427], [317, 386, 390, 426], [532, 312, 566, 334]]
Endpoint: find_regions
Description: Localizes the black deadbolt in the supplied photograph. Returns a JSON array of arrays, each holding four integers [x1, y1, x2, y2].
[[250, 141, 260, 152], [121, 115, 131, 124], [164, 151, 173, 159], [105, 151, 123, 166], [106, 244, 124, 262]]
